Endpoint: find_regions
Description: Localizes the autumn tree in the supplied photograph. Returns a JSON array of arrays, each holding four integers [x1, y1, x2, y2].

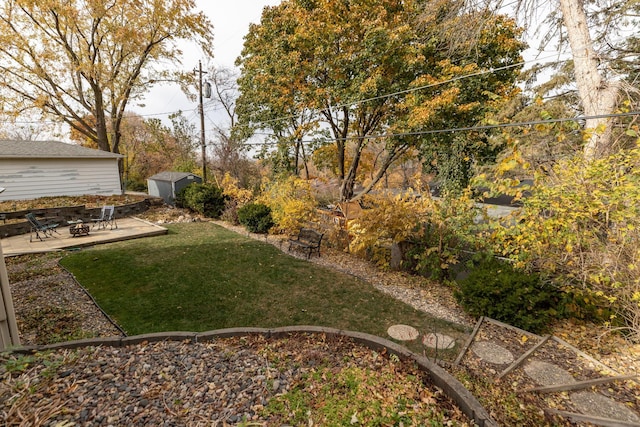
[[0, 0, 213, 156], [487, 0, 639, 159], [0, 116, 54, 141], [404, 12, 526, 193], [236, 4, 318, 178], [119, 113, 199, 187], [237, 0, 525, 200]]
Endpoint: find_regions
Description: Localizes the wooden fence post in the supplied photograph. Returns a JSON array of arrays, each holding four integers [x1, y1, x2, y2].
[[0, 242, 20, 350]]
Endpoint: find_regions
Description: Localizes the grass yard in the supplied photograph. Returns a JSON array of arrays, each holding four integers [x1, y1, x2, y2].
[[59, 222, 469, 353]]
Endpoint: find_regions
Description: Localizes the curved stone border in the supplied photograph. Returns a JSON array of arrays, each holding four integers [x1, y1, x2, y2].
[[9, 326, 497, 427]]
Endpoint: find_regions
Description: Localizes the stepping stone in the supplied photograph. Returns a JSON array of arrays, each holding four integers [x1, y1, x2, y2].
[[422, 333, 456, 350], [524, 360, 576, 386], [387, 324, 419, 341], [471, 341, 514, 365], [570, 391, 640, 423]]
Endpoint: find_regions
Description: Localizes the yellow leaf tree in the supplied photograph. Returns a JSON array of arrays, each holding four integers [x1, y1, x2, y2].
[[0, 0, 213, 155], [237, 0, 526, 201]]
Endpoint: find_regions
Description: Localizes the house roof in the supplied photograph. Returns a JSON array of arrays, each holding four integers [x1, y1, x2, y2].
[[0, 140, 123, 159], [148, 171, 201, 183]]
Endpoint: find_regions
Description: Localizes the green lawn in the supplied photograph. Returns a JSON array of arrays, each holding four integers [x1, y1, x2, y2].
[[60, 222, 469, 354]]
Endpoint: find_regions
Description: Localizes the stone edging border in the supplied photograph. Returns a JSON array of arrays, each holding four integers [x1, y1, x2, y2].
[[9, 325, 497, 427]]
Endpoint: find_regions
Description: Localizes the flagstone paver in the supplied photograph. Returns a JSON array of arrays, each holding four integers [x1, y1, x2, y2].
[[457, 317, 640, 425], [422, 332, 456, 350], [387, 324, 419, 341], [570, 391, 640, 423], [524, 360, 576, 386], [470, 341, 515, 365]]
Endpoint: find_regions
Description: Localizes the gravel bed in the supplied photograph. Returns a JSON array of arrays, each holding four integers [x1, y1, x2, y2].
[[1, 334, 472, 426]]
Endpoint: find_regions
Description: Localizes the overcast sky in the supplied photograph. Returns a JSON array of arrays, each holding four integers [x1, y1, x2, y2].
[[134, 1, 280, 124], [133, 0, 562, 137]]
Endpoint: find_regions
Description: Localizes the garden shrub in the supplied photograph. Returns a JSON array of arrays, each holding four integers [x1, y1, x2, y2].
[[123, 179, 147, 192], [257, 176, 318, 234], [454, 255, 562, 334], [174, 185, 189, 209], [348, 189, 483, 277], [220, 199, 240, 224], [220, 173, 254, 225], [221, 172, 253, 205], [238, 203, 275, 234], [486, 141, 640, 340], [178, 183, 228, 218]]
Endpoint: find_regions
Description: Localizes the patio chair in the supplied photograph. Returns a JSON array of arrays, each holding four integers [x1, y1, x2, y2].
[[92, 205, 118, 230], [25, 212, 60, 242]]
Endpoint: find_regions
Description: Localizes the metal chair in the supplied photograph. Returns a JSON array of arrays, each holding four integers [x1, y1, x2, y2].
[[92, 205, 118, 230], [25, 212, 60, 242]]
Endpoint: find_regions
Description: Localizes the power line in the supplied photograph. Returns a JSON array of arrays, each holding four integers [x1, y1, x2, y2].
[[240, 110, 640, 147], [247, 54, 562, 129]]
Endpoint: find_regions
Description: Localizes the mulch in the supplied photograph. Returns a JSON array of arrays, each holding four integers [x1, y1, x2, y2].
[[0, 334, 473, 426]]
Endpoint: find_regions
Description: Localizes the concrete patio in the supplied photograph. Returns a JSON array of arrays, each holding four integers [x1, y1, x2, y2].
[[1, 217, 168, 257]]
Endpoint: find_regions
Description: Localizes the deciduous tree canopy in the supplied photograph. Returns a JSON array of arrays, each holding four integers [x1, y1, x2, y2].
[[237, 0, 525, 200], [0, 0, 214, 155]]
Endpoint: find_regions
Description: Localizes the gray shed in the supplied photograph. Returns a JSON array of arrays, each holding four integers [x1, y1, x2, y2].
[[147, 171, 202, 205]]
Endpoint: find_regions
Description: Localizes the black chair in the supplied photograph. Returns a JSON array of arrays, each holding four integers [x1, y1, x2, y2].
[[25, 212, 60, 242]]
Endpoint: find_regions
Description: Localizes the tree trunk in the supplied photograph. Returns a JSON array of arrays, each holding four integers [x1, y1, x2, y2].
[[340, 141, 364, 201], [559, 0, 620, 160], [300, 139, 310, 179], [350, 145, 410, 202], [93, 104, 111, 153]]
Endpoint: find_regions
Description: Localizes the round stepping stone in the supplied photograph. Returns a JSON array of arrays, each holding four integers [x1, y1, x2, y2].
[[387, 324, 419, 341], [571, 391, 640, 423], [524, 360, 576, 386], [471, 341, 514, 365], [422, 333, 456, 350]]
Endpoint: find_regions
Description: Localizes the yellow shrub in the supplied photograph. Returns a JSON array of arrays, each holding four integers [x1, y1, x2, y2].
[[221, 173, 253, 205], [348, 190, 482, 272], [488, 142, 640, 339], [257, 176, 318, 234]]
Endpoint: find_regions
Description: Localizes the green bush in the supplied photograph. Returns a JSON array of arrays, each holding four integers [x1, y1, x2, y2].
[[454, 255, 562, 334], [237, 203, 274, 234], [123, 179, 147, 192], [177, 183, 228, 218]]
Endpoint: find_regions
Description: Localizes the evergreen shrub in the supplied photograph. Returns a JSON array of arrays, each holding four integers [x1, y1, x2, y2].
[[176, 183, 228, 218], [454, 255, 562, 333], [238, 203, 274, 234]]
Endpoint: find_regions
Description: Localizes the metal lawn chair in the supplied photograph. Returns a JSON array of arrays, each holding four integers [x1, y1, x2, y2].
[[25, 212, 60, 242], [92, 205, 118, 230]]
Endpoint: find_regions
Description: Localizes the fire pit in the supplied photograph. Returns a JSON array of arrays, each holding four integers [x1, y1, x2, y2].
[[69, 222, 90, 237]]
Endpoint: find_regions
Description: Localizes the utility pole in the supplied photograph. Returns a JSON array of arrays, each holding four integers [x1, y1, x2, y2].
[[195, 61, 208, 183]]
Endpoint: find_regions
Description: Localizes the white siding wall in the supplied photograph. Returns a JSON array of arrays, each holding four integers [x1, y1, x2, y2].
[[0, 158, 122, 201]]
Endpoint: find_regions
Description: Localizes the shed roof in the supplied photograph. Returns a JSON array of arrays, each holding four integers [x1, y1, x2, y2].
[[0, 140, 123, 159], [148, 171, 201, 183]]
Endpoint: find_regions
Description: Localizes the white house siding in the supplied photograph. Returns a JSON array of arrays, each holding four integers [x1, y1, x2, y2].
[[0, 158, 122, 201]]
